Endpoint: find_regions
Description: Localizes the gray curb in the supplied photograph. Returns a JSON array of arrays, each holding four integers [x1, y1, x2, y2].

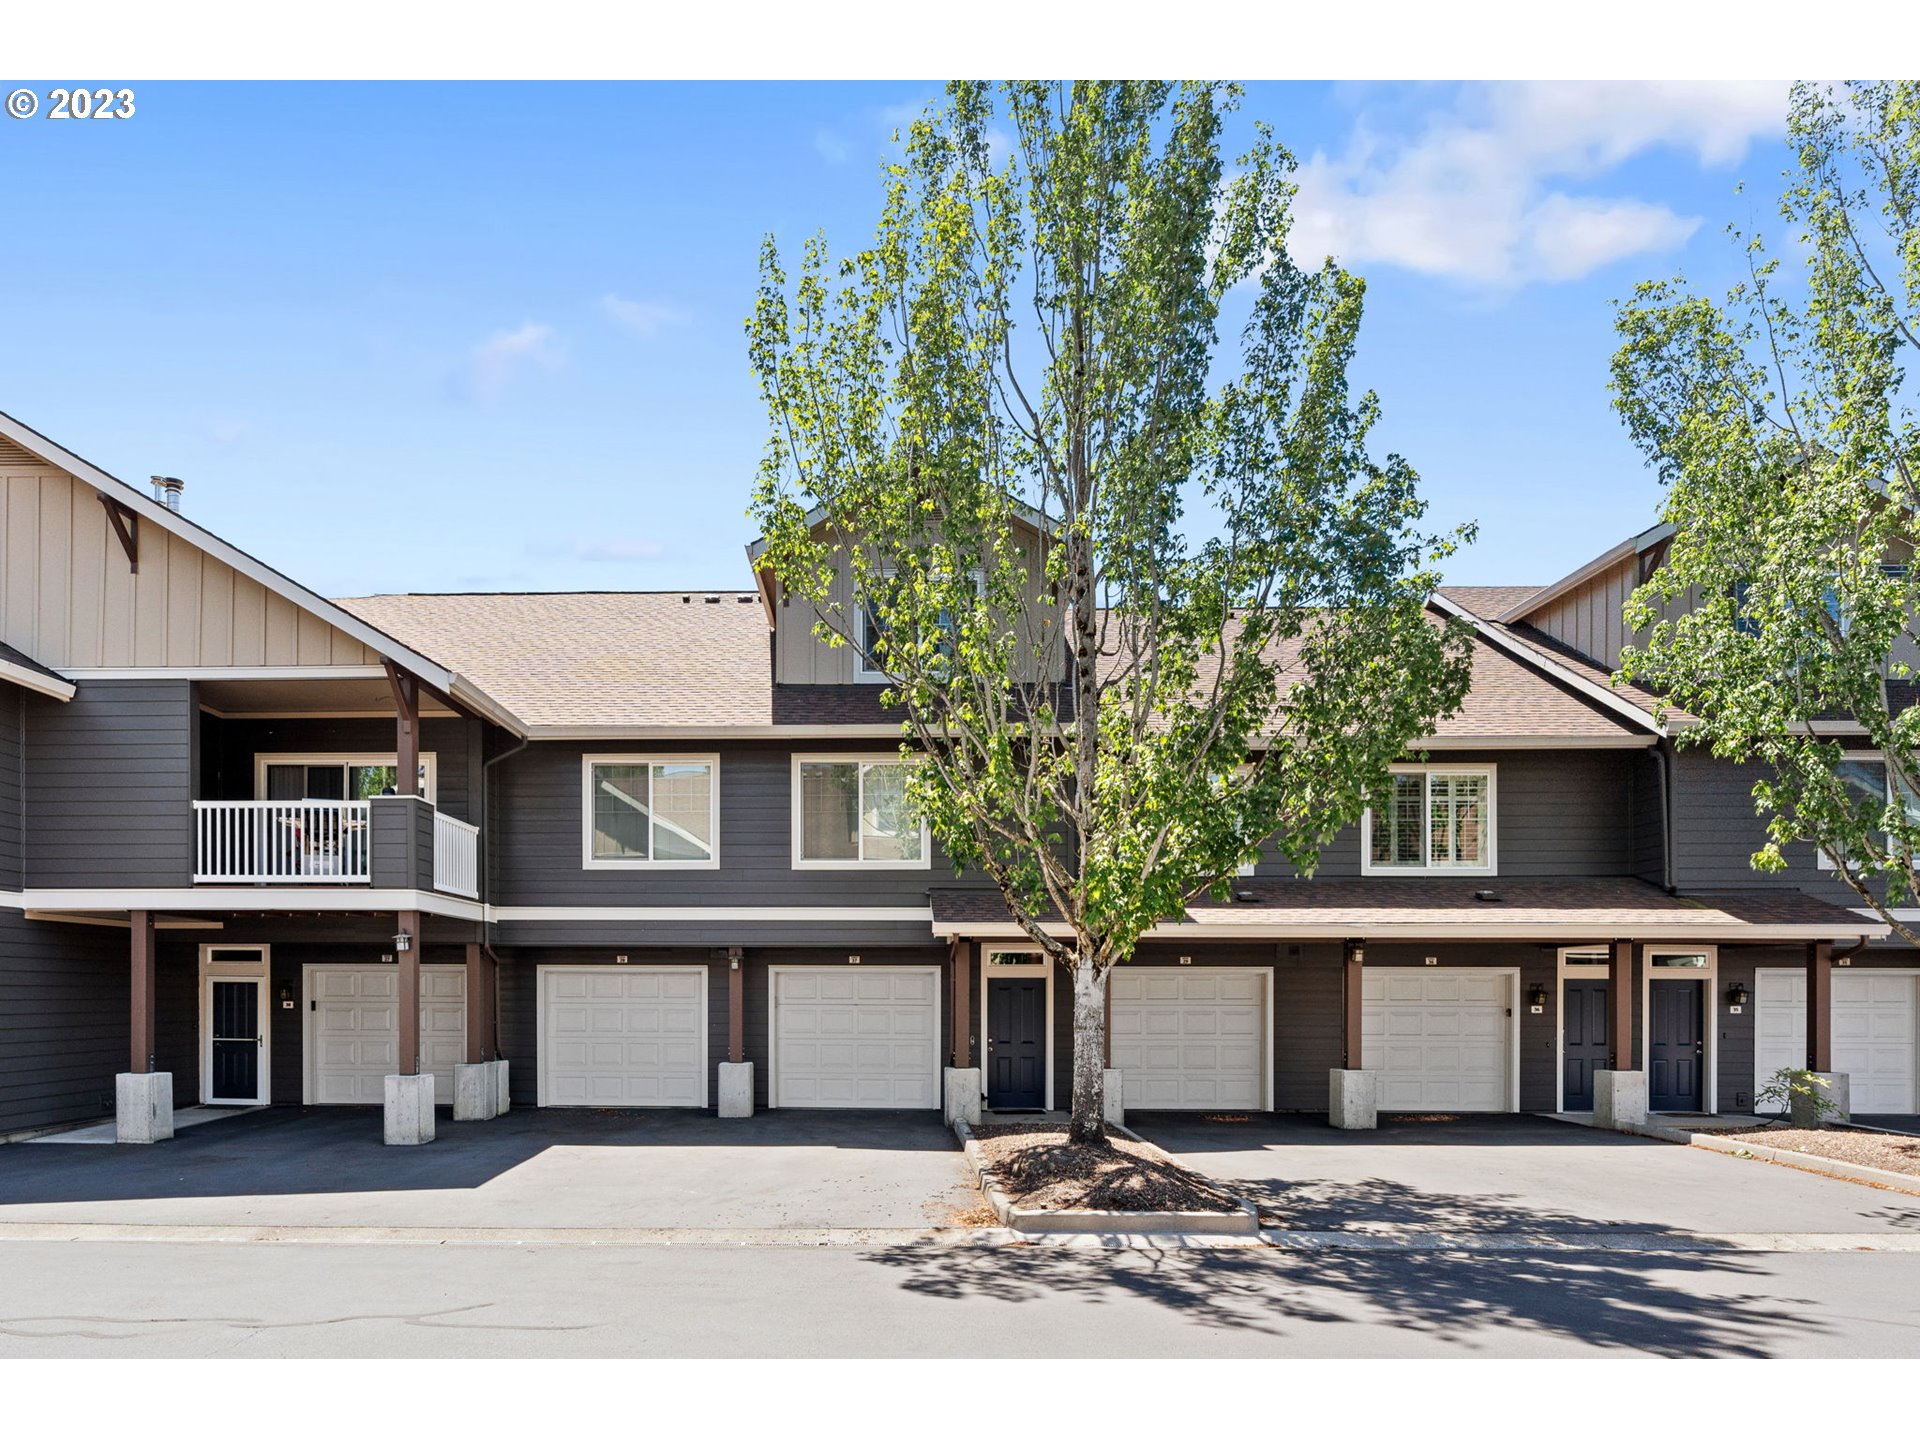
[[1688, 1131, 1920, 1197], [952, 1117, 1260, 1236]]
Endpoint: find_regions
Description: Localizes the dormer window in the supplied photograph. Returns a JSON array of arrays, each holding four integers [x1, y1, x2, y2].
[[1361, 764, 1496, 876]]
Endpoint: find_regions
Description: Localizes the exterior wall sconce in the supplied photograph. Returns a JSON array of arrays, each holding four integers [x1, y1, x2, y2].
[[1726, 982, 1750, 1009], [392, 932, 412, 954], [1526, 984, 1548, 1011], [279, 985, 294, 1010]]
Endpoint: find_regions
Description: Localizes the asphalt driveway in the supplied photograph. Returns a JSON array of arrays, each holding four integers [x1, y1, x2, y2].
[[0, 1107, 978, 1230], [1129, 1112, 1920, 1237]]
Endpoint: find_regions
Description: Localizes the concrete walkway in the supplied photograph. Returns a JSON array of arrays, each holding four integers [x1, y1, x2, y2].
[[1129, 1112, 1920, 1238], [0, 1106, 979, 1231]]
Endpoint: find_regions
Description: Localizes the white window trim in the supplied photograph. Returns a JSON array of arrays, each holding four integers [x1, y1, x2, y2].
[[1359, 762, 1498, 877], [581, 754, 722, 871], [1816, 749, 1905, 872], [978, 945, 1054, 1111], [254, 752, 438, 805], [790, 753, 933, 870], [852, 567, 986, 684], [1640, 945, 1719, 1114]]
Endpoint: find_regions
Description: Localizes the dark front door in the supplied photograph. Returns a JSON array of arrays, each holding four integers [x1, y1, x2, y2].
[[208, 978, 263, 1102], [1649, 979, 1704, 1111], [1562, 978, 1610, 1112], [987, 976, 1047, 1109]]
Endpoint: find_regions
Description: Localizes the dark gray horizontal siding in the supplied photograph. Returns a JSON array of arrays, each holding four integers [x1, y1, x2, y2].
[[0, 911, 133, 1132], [490, 740, 993, 908], [1248, 749, 1636, 880], [24, 681, 195, 887], [0, 685, 23, 890]]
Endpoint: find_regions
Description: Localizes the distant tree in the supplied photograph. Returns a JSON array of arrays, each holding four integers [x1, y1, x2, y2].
[[749, 81, 1474, 1143], [1614, 80, 1920, 944]]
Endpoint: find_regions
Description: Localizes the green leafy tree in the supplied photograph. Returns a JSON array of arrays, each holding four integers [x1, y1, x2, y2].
[[748, 81, 1474, 1143], [1614, 81, 1920, 944]]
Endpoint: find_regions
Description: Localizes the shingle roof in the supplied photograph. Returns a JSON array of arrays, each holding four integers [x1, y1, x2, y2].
[[338, 590, 1648, 740], [930, 877, 1882, 940], [1436, 585, 1545, 620]]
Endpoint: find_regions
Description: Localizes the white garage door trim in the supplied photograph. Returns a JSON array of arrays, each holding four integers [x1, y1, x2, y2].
[[1110, 966, 1273, 1111], [768, 964, 942, 1110], [300, 963, 467, 1106], [536, 964, 710, 1108], [1363, 966, 1519, 1114], [1754, 966, 1920, 1114]]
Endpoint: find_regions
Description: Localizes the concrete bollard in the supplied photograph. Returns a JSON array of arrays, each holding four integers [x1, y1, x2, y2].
[[384, 1073, 436, 1145], [942, 1067, 982, 1127], [718, 1061, 756, 1118], [1328, 1069, 1377, 1130], [1593, 1070, 1648, 1130], [453, 1062, 497, 1121], [1102, 1069, 1125, 1128], [115, 1071, 174, 1144]]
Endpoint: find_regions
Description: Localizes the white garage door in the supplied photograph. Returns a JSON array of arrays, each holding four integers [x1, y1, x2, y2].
[[1110, 968, 1267, 1110], [1754, 969, 1918, 1114], [771, 967, 939, 1109], [539, 966, 708, 1108], [306, 965, 466, 1105], [1363, 969, 1512, 1113]]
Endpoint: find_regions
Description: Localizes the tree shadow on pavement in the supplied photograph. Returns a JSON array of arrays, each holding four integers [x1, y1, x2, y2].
[[863, 1176, 1831, 1356]]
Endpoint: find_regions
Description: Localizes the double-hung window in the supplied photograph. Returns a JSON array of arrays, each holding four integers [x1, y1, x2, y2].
[[793, 755, 929, 867], [1817, 752, 1920, 871], [853, 567, 985, 683], [1361, 765, 1496, 876], [582, 756, 719, 869]]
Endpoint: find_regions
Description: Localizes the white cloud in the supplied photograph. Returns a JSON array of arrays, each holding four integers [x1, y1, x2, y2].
[[1287, 81, 1786, 287], [814, 127, 850, 165], [470, 321, 558, 400], [598, 294, 689, 336]]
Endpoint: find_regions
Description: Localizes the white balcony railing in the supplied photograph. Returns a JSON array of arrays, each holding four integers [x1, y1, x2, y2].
[[194, 800, 371, 884], [434, 811, 480, 898]]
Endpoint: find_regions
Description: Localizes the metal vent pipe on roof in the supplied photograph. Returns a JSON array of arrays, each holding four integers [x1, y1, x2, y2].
[[150, 476, 184, 512]]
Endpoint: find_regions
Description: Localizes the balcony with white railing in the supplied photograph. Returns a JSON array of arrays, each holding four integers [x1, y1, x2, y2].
[[194, 800, 372, 884], [433, 811, 480, 899]]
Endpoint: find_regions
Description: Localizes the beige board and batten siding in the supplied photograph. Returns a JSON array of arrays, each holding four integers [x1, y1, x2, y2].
[[0, 447, 380, 670], [772, 517, 1062, 686]]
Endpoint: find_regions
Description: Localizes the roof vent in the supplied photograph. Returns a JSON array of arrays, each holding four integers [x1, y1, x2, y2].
[[1233, 889, 1257, 904], [1474, 890, 1501, 903], [150, 476, 184, 512], [704, 594, 723, 604]]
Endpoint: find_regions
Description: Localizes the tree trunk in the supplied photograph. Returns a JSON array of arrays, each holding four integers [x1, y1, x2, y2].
[[1068, 962, 1109, 1146]]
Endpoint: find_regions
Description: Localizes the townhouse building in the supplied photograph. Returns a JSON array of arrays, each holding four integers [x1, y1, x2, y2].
[[0, 408, 1911, 1144]]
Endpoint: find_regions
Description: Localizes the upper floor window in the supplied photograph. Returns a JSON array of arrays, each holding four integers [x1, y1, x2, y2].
[[582, 756, 719, 869], [793, 755, 928, 868], [1817, 752, 1919, 871], [854, 568, 984, 683], [1360, 764, 1496, 876], [257, 753, 436, 804]]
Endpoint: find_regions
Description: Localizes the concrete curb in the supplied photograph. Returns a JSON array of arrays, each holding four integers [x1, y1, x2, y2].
[[1256, 1229, 1920, 1253], [0, 1221, 1022, 1249], [952, 1118, 1261, 1237], [1689, 1131, 1920, 1197]]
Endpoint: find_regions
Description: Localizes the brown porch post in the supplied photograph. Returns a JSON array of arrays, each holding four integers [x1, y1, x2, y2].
[[1342, 940, 1365, 1070], [128, 910, 156, 1074], [464, 942, 486, 1065], [384, 661, 421, 796], [1806, 940, 1833, 1072], [1609, 939, 1634, 1070], [727, 947, 745, 1064], [951, 939, 972, 1069], [397, 911, 421, 1075]]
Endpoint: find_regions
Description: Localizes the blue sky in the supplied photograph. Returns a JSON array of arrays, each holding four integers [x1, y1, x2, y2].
[[0, 80, 1794, 598]]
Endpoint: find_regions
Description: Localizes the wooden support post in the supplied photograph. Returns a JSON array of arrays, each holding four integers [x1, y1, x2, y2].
[[1342, 940, 1365, 1070], [1609, 939, 1634, 1071], [727, 948, 745, 1064], [951, 940, 972, 1069], [384, 661, 421, 796], [1806, 940, 1833, 1072], [397, 911, 421, 1075], [129, 910, 156, 1074], [464, 942, 486, 1065]]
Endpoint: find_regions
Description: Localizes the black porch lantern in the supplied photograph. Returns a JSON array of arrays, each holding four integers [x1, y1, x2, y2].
[[1525, 983, 1548, 1009], [1726, 981, 1750, 1008]]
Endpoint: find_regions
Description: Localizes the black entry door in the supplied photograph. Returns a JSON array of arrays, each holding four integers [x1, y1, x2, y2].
[[1563, 978, 1610, 1112], [209, 979, 262, 1102], [987, 977, 1047, 1109], [1648, 979, 1704, 1111]]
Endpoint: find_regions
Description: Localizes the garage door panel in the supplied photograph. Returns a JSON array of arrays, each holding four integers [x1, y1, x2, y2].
[[539, 967, 708, 1108], [1363, 969, 1511, 1113], [1755, 969, 1918, 1114], [772, 967, 940, 1109], [1110, 969, 1267, 1111], [308, 966, 464, 1107]]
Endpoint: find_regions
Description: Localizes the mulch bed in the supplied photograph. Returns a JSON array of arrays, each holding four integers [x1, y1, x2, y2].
[[1738, 1126, 1920, 1179], [970, 1123, 1244, 1214]]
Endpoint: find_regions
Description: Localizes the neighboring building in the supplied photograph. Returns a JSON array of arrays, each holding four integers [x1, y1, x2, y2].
[[0, 410, 1906, 1144]]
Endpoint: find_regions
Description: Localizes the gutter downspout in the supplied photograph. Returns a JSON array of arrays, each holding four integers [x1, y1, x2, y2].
[[1653, 737, 1676, 893]]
